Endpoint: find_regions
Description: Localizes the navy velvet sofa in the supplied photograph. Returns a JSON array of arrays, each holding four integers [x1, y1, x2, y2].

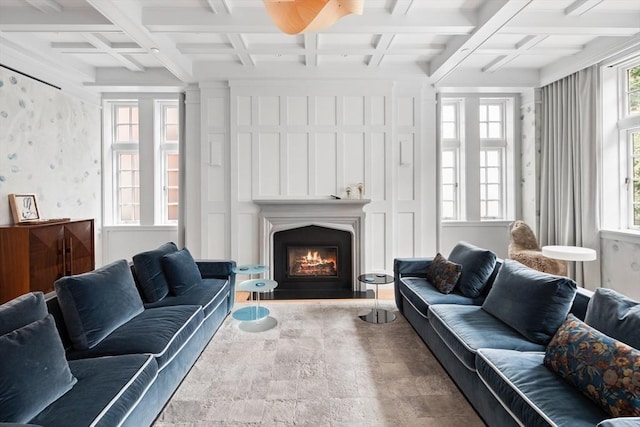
[[394, 241, 640, 427], [0, 242, 235, 427]]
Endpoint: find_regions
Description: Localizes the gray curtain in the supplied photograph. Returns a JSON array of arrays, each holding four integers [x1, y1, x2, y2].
[[539, 65, 601, 287]]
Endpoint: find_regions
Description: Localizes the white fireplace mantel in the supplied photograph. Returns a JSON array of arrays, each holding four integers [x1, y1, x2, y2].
[[255, 198, 371, 292]]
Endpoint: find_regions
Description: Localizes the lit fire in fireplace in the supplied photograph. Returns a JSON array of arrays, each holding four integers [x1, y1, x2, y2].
[[288, 247, 338, 277]]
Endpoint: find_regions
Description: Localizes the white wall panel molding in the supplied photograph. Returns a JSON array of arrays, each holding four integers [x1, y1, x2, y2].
[[192, 78, 437, 274], [199, 85, 230, 259]]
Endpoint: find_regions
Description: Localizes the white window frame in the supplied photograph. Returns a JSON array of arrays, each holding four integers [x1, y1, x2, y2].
[[157, 101, 179, 224], [439, 95, 517, 222], [441, 99, 463, 220], [103, 94, 180, 227], [479, 100, 509, 220]]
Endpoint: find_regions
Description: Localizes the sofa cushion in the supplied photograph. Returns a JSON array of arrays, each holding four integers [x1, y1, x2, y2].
[[585, 287, 640, 349], [544, 314, 640, 417], [0, 291, 48, 336], [162, 248, 202, 295], [66, 305, 204, 371], [425, 253, 461, 294], [482, 259, 577, 345], [447, 241, 497, 298], [399, 278, 482, 318], [30, 354, 157, 427], [55, 259, 144, 351], [476, 349, 609, 426], [132, 242, 178, 303], [0, 315, 77, 423], [597, 418, 640, 427], [428, 304, 544, 371], [144, 277, 229, 318]]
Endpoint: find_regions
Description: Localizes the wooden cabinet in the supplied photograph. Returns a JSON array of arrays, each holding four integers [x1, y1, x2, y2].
[[0, 219, 95, 304]]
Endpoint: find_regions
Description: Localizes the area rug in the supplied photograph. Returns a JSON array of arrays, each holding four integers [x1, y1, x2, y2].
[[153, 301, 485, 427]]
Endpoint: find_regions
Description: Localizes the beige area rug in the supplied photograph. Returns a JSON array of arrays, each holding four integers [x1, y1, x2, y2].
[[153, 301, 485, 427]]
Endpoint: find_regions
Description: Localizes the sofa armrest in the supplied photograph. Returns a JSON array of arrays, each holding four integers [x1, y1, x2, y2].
[[569, 286, 594, 321], [393, 258, 433, 313], [597, 418, 640, 427], [196, 260, 237, 307]]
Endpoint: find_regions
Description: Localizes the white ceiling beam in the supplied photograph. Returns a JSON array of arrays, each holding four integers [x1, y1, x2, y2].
[[51, 41, 145, 54], [481, 55, 515, 73], [478, 35, 548, 73], [504, 12, 640, 36], [205, 0, 232, 15], [304, 33, 318, 67], [368, 34, 394, 68], [82, 32, 145, 72], [141, 8, 473, 34], [175, 43, 443, 57], [0, 32, 95, 80], [86, 0, 193, 83], [24, 0, 62, 14], [390, 0, 414, 16], [429, 0, 533, 84], [436, 67, 540, 89], [87, 67, 184, 90], [227, 33, 254, 67], [0, 7, 115, 32], [564, 0, 603, 16]]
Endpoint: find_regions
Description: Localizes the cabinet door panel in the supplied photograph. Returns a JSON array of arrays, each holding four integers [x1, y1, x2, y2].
[[29, 225, 65, 294], [65, 220, 94, 275]]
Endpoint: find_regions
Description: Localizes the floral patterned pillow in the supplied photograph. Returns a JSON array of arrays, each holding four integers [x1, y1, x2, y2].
[[544, 314, 640, 417], [426, 253, 462, 294]]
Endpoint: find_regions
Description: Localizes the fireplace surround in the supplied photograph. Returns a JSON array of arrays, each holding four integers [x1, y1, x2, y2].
[[255, 198, 370, 296]]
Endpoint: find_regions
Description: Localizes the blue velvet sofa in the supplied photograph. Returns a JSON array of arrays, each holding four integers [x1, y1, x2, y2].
[[394, 241, 640, 427], [0, 242, 235, 427]]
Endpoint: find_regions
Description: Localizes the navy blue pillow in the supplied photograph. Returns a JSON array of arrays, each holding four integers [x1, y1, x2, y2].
[[132, 242, 178, 303], [162, 248, 202, 295], [585, 288, 640, 350], [55, 259, 144, 350], [448, 241, 497, 298], [0, 292, 48, 336], [482, 259, 577, 345], [0, 315, 77, 423]]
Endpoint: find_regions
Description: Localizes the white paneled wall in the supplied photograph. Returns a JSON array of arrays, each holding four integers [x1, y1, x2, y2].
[[194, 80, 437, 274]]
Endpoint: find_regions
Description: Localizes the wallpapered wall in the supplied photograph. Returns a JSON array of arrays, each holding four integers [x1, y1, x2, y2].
[[520, 92, 540, 232], [0, 68, 101, 242]]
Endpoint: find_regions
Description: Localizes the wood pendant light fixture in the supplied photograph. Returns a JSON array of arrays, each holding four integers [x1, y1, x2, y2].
[[263, 0, 364, 35]]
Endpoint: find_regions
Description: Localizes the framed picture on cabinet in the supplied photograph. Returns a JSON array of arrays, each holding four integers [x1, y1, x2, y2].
[[8, 194, 41, 224]]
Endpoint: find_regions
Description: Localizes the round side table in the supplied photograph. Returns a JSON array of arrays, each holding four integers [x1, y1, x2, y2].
[[232, 264, 278, 332], [358, 273, 396, 324]]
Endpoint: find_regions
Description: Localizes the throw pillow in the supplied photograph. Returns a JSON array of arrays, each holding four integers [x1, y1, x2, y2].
[[447, 241, 497, 298], [55, 259, 144, 350], [585, 288, 640, 350], [482, 259, 577, 345], [544, 314, 640, 417], [426, 253, 462, 294], [161, 248, 203, 295], [0, 291, 48, 336], [132, 242, 178, 303], [0, 315, 77, 423]]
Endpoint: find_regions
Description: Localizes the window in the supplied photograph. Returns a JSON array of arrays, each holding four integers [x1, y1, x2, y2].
[[159, 103, 179, 223], [627, 64, 640, 115], [112, 103, 140, 224], [439, 95, 516, 221], [629, 130, 640, 227], [103, 97, 180, 226], [440, 100, 462, 220]]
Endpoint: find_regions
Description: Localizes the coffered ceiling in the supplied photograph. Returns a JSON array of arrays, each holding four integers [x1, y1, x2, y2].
[[1, 0, 640, 96]]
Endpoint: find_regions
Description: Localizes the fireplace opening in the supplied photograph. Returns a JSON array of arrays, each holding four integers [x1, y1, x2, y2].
[[273, 225, 354, 298], [287, 246, 338, 278]]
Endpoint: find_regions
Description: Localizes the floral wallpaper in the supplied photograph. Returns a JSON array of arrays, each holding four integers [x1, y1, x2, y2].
[[520, 90, 541, 232], [601, 237, 640, 300], [0, 67, 101, 228]]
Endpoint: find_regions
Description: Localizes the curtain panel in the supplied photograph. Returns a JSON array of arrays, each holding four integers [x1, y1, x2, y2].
[[539, 66, 601, 287]]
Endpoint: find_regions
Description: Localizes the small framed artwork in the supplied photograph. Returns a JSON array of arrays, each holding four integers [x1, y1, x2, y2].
[[8, 194, 41, 224]]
